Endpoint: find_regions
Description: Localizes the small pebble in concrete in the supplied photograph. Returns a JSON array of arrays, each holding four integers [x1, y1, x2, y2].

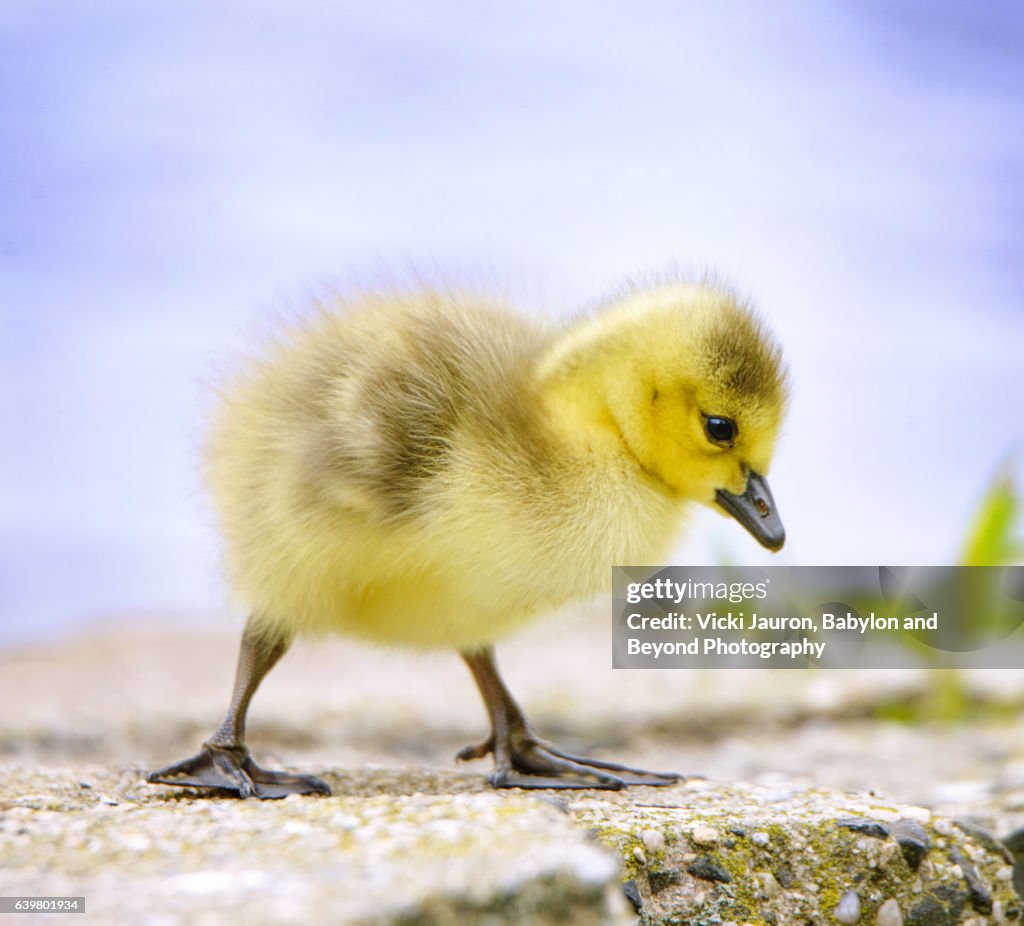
[[687, 857, 732, 883], [757, 871, 781, 899], [632, 846, 646, 866], [751, 831, 770, 847], [642, 829, 665, 853], [837, 817, 890, 839], [907, 883, 968, 926], [691, 824, 718, 846], [876, 898, 903, 926], [834, 889, 861, 923], [773, 863, 797, 888], [648, 868, 682, 894], [889, 818, 931, 871]]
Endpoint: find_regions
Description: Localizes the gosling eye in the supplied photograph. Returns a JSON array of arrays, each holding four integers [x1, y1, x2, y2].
[[704, 415, 736, 446]]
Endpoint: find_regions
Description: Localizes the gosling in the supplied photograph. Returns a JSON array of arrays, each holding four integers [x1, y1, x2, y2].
[[148, 279, 788, 798]]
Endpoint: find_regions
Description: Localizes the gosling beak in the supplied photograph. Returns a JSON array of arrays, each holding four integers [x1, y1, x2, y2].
[[715, 471, 785, 551]]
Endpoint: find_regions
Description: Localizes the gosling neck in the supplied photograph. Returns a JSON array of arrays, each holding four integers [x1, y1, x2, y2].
[[532, 352, 682, 500]]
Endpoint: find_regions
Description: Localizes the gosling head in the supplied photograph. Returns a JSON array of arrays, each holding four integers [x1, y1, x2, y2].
[[547, 283, 789, 550]]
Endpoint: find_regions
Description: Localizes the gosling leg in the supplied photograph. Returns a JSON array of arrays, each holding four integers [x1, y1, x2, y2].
[[147, 619, 331, 799], [456, 645, 679, 789]]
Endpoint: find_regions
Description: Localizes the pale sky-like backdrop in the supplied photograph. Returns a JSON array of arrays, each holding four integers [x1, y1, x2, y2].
[[2, 1, 1022, 642]]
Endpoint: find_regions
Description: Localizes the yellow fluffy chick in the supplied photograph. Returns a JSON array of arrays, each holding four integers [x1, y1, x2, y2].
[[149, 279, 788, 798]]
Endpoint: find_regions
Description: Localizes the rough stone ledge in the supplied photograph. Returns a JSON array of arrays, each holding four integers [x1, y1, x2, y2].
[[1, 764, 1020, 925], [565, 778, 1022, 925]]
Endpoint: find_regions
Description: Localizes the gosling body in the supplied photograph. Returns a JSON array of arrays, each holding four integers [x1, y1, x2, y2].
[[149, 279, 788, 797]]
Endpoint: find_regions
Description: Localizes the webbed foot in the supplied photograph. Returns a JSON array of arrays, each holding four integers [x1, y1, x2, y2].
[[456, 730, 680, 790], [147, 743, 331, 799]]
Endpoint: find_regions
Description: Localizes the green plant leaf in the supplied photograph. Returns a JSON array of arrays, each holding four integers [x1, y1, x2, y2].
[[960, 468, 1024, 567]]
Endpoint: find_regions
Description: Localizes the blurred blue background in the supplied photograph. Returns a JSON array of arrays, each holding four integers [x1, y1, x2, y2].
[[2, 1, 1022, 643]]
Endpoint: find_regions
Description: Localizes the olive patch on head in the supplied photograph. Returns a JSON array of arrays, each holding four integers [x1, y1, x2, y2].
[[704, 415, 736, 446], [698, 303, 788, 411]]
